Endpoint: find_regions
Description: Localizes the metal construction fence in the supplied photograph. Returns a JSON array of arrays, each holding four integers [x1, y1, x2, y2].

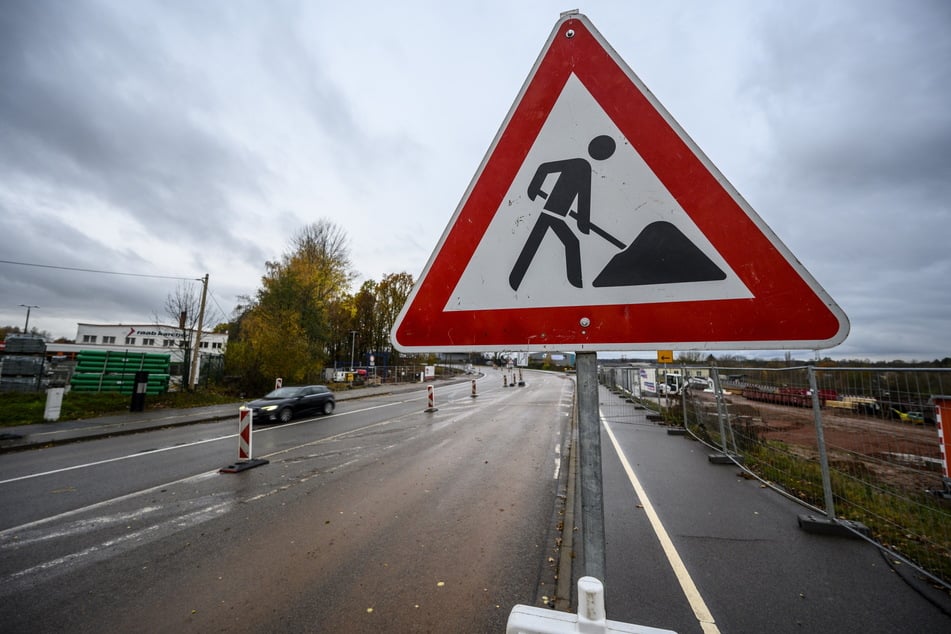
[[325, 363, 479, 387], [599, 364, 951, 590]]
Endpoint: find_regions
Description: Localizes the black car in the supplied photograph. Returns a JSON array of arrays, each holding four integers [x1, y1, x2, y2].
[[246, 385, 335, 423]]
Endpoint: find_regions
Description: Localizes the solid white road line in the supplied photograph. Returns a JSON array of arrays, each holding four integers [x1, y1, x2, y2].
[[602, 417, 721, 634], [0, 399, 415, 486]]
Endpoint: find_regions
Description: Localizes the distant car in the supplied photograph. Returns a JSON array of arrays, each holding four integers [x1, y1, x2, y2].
[[246, 385, 335, 423], [892, 408, 924, 425]]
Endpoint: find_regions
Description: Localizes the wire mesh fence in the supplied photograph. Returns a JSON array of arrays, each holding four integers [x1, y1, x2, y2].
[[600, 363, 951, 590], [322, 363, 481, 387]]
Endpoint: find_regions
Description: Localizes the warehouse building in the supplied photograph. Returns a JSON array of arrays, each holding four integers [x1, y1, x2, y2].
[[45, 323, 228, 389]]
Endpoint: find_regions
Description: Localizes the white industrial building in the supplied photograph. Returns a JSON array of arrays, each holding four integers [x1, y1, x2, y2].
[[45, 323, 228, 388], [72, 323, 227, 353]]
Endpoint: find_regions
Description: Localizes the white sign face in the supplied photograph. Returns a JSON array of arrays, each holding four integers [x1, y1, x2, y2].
[[445, 74, 752, 312]]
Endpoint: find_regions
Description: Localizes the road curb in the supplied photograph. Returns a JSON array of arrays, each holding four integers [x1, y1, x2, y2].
[[0, 412, 238, 453], [554, 387, 579, 611]]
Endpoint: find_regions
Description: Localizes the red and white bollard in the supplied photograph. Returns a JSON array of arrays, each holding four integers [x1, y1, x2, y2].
[[425, 384, 438, 412], [238, 406, 252, 459], [471, 379, 478, 398], [220, 406, 269, 473]]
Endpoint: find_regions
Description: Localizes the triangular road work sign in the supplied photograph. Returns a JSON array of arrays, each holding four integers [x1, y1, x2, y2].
[[391, 11, 848, 352]]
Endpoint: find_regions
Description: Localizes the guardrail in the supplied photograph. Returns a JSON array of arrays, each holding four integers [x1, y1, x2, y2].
[[600, 364, 951, 590]]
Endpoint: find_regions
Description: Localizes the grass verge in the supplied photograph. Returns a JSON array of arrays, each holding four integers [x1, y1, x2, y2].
[[0, 390, 240, 427]]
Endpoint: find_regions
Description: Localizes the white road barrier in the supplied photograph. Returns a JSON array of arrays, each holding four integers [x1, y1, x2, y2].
[[507, 577, 676, 634]]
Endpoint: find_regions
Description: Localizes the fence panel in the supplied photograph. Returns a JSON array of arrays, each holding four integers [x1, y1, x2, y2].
[[600, 363, 951, 588], [679, 365, 951, 589]]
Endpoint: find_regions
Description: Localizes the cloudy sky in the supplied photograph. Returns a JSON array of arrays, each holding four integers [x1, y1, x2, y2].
[[1, 0, 948, 361]]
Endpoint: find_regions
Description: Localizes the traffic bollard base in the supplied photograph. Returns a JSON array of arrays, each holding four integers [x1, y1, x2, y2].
[[708, 452, 743, 465], [798, 514, 870, 538], [220, 458, 269, 474]]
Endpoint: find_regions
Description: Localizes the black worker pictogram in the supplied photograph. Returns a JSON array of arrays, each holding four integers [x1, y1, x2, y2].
[[509, 134, 727, 291]]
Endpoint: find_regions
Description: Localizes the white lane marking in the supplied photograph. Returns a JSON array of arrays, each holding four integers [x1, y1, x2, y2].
[[0, 471, 219, 537], [3, 506, 162, 549], [1, 428, 384, 543], [6, 501, 232, 582], [602, 417, 721, 634], [0, 387, 505, 540], [0, 399, 413, 485], [0, 435, 231, 485]]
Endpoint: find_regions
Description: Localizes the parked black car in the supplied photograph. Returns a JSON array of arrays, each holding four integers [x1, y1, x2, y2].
[[245, 385, 335, 423]]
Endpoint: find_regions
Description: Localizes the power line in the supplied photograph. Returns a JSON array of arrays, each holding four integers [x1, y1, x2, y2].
[[0, 259, 199, 281], [207, 288, 231, 321]]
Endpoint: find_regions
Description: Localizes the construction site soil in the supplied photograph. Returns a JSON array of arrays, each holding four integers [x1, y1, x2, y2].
[[688, 390, 944, 495]]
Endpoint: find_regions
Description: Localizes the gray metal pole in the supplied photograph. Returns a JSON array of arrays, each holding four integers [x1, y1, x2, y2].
[[710, 367, 729, 454], [188, 274, 208, 390], [576, 350, 605, 581], [19, 304, 38, 333], [808, 366, 837, 519], [682, 364, 688, 427]]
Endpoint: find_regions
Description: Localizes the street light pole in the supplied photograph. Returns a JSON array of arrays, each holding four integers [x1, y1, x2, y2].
[[19, 304, 39, 334], [350, 330, 357, 370]]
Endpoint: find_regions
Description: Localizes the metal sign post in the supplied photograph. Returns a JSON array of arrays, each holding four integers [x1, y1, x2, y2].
[[576, 350, 605, 580]]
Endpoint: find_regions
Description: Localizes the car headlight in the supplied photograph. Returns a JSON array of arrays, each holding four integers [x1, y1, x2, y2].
[[261, 405, 278, 411]]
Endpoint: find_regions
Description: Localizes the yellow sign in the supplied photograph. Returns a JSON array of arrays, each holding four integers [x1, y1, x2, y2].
[[657, 350, 674, 364]]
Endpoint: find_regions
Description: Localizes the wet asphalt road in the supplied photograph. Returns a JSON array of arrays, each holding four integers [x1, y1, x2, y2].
[[0, 372, 573, 633], [2, 373, 949, 633]]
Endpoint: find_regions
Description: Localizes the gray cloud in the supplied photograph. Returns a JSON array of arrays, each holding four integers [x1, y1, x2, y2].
[[0, 1, 265, 245], [0, 1, 948, 361], [730, 1, 951, 360]]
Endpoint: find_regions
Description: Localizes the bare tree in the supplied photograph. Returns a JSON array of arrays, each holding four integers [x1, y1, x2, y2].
[[156, 281, 221, 330], [155, 280, 221, 387]]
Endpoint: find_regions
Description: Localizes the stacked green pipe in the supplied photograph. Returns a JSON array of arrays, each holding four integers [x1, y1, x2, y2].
[[70, 350, 171, 393]]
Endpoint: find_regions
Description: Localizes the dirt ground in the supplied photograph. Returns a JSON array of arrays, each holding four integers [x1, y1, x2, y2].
[[687, 390, 946, 495]]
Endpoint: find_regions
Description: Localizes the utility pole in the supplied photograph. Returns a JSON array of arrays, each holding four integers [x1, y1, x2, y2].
[[350, 330, 357, 370], [189, 274, 208, 390], [19, 304, 39, 334]]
